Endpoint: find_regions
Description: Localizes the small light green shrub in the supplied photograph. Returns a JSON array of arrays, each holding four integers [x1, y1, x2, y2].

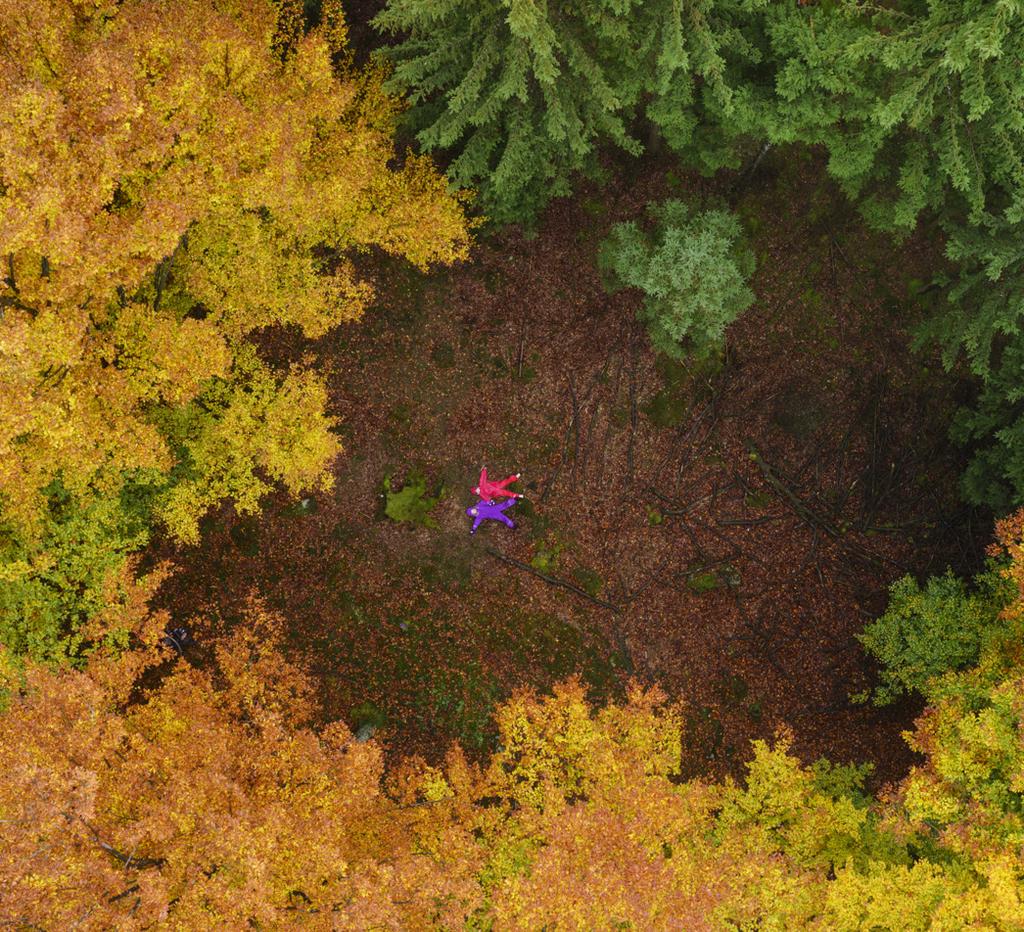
[[382, 471, 444, 528], [599, 199, 755, 360], [0, 482, 148, 666]]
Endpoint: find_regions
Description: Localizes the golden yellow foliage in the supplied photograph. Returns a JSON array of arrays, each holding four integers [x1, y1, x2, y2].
[[0, 0, 471, 544]]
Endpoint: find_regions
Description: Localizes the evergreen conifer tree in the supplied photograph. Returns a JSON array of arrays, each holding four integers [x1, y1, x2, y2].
[[599, 199, 755, 360], [766, 0, 1024, 508], [766, 1, 1024, 234], [375, 0, 763, 225]]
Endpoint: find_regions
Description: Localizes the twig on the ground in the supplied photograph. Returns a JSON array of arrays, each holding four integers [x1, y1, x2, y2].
[[859, 388, 883, 524], [669, 513, 712, 564], [726, 601, 790, 678], [716, 513, 788, 527], [828, 225, 861, 272], [596, 349, 625, 486], [578, 399, 600, 481], [626, 330, 639, 481], [540, 382, 576, 504], [620, 554, 672, 605], [750, 443, 898, 570], [484, 546, 621, 614], [830, 374, 885, 516], [748, 443, 842, 538], [683, 507, 759, 567], [729, 141, 773, 201], [673, 394, 721, 492], [659, 491, 718, 518], [569, 372, 581, 489]]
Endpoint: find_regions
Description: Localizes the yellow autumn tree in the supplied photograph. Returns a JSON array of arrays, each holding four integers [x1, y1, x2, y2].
[[0, 0, 470, 660]]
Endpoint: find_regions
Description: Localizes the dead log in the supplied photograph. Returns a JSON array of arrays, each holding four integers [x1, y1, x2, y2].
[[484, 546, 621, 614]]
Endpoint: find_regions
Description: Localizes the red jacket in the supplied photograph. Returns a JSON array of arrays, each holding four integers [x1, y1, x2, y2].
[[472, 467, 521, 500]]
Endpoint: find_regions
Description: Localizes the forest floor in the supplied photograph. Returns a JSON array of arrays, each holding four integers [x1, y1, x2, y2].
[[157, 149, 987, 788]]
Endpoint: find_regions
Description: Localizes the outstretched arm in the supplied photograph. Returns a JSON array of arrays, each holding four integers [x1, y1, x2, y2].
[[470, 515, 485, 534], [495, 472, 520, 489]]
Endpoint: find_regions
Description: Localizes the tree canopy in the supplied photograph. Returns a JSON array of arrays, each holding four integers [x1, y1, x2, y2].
[[375, 0, 763, 226], [0, 0, 471, 662], [4, 1, 1024, 925], [4, 512, 1024, 927]]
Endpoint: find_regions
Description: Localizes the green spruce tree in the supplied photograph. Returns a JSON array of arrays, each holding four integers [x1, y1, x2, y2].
[[375, 0, 764, 225], [765, 0, 1024, 233], [766, 0, 1024, 508]]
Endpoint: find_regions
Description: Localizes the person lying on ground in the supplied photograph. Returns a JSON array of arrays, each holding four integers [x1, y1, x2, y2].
[[472, 466, 523, 500], [466, 498, 517, 534]]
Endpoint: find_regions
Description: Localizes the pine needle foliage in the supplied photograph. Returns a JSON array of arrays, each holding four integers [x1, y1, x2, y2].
[[766, 0, 1024, 235], [764, 1, 1024, 507], [374, 0, 764, 226], [599, 199, 755, 360], [918, 217, 1024, 509]]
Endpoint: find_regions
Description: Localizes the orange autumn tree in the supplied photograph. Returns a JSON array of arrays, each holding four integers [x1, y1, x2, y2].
[[0, 0, 471, 661], [2, 576, 1023, 928], [0, 602, 446, 927], [5, 513, 1023, 925]]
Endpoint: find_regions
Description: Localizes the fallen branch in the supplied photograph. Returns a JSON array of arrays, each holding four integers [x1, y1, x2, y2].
[[578, 399, 600, 482], [568, 372, 581, 489], [620, 554, 672, 605], [683, 511, 757, 566], [747, 443, 842, 539], [659, 491, 717, 518], [715, 513, 788, 527], [626, 330, 639, 480], [540, 383, 576, 504], [484, 546, 621, 614], [595, 350, 625, 486], [673, 390, 721, 491], [729, 141, 773, 200]]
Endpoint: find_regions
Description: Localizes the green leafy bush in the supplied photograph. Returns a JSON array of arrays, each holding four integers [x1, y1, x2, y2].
[[382, 472, 445, 528], [599, 199, 755, 360], [0, 483, 148, 665], [855, 568, 1013, 706], [530, 535, 563, 574]]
